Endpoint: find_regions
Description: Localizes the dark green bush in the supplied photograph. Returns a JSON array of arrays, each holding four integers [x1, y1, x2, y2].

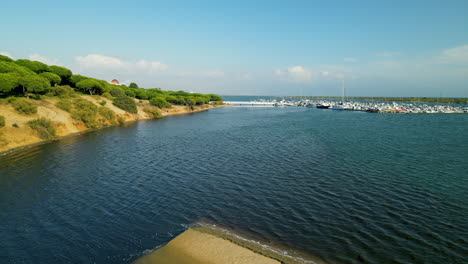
[[143, 106, 162, 119], [0, 55, 13, 62], [98, 107, 116, 124], [28, 117, 56, 140], [50, 85, 76, 98], [150, 97, 171, 109], [70, 98, 99, 128], [0, 115, 5, 128], [113, 96, 137, 113], [102, 92, 113, 99], [55, 99, 72, 112], [11, 98, 37, 114], [110, 87, 125, 98]]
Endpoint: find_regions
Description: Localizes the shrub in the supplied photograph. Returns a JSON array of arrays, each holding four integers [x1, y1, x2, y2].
[[102, 92, 113, 99], [70, 98, 99, 128], [28, 117, 56, 140], [0, 115, 5, 128], [117, 116, 126, 126], [143, 106, 162, 119], [110, 87, 125, 98], [113, 96, 137, 113], [12, 123, 19, 128], [98, 107, 116, 124], [209, 94, 223, 102], [55, 99, 72, 112], [51, 85, 76, 98], [150, 97, 171, 109], [11, 98, 37, 114], [99, 100, 106, 106]]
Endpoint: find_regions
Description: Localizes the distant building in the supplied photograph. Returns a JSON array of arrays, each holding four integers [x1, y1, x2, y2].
[[110, 79, 120, 84]]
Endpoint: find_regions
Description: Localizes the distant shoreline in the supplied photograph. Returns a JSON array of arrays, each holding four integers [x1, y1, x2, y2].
[[286, 96, 468, 104]]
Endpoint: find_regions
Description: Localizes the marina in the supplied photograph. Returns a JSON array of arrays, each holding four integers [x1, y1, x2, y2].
[[226, 98, 468, 114]]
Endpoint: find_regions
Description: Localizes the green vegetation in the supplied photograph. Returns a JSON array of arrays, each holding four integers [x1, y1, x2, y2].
[[10, 98, 37, 114], [143, 106, 162, 119], [98, 107, 116, 124], [0, 55, 223, 135], [28, 117, 56, 140], [70, 98, 99, 128], [55, 99, 73, 112], [39, 72, 61, 86], [0, 115, 5, 128], [76, 79, 104, 95], [49, 85, 76, 98], [113, 95, 137, 113], [48, 66, 72, 84], [15, 59, 50, 73], [0, 55, 13, 62], [150, 97, 171, 109]]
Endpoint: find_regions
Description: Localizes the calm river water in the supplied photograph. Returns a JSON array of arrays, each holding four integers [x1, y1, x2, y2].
[[1, 104, 467, 263]]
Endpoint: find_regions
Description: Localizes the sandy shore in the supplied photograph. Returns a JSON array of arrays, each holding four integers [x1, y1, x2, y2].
[[135, 229, 281, 264], [0, 96, 225, 154], [135, 226, 325, 264]]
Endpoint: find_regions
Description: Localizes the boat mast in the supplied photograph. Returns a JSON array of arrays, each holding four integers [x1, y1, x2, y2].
[[342, 79, 345, 103]]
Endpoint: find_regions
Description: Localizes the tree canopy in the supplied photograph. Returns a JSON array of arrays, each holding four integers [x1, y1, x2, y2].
[[70, 74, 89, 85], [0, 55, 13, 62], [14, 59, 50, 73], [18, 75, 50, 95], [0, 73, 20, 94], [49, 65, 72, 82], [39, 72, 62, 86], [76, 79, 104, 95], [129, 82, 139, 89]]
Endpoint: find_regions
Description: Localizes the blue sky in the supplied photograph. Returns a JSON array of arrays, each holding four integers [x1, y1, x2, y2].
[[2, 0, 468, 96]]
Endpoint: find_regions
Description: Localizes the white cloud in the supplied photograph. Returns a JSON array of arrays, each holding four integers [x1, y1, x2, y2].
[[76, 54, 126, 69], [274, 69, 284, 76], [136, 60, 169, 72], [29, 54, 61, 65], [287, 66, 314, 82], [437, 45, 468, 65], [344, 57, 358, 62]]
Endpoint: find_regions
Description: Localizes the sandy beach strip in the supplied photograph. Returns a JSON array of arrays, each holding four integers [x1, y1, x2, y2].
[[134, 228, 280, 264], [135, 225, 326, 264]]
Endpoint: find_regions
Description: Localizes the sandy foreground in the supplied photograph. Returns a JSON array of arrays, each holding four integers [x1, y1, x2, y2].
[[135, 226, 325, 264], [135, 229, 281, 264]]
